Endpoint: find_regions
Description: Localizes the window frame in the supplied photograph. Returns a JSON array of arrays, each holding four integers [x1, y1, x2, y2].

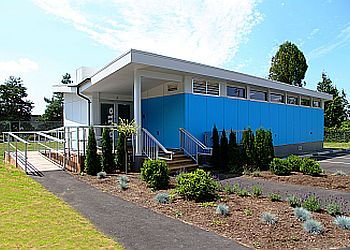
[[192, 79, 220, 97], [226, 85, 246, 99], [250, 88, 268, 102], [270, 92, 285, 103]]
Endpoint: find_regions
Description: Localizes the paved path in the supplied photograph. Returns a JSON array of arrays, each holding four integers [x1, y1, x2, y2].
[[32, 171, 249, 250], [316, 151, 350, 175], [222, 177, 350, 213]]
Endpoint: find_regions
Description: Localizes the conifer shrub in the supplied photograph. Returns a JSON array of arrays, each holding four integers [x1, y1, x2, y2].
[[211, 125, 220, 169], [176, 169, 218, 202], [220, 129, 229, 170], [84, 127, 101, 175], [242, 127, 255, 166], [141, 159, 169, 190], [101, 127, 115, 173], [228, 130, 242, 174], [115, 133, 125, 171], [269, 158, 292, 175]]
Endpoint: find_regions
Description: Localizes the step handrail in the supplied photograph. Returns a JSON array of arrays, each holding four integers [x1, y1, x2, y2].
[[141, 128, 173, 160], [179, 128, 212, 164]]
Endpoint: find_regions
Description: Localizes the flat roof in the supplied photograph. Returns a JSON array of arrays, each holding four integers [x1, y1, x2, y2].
[[55, 49, 333, 100]]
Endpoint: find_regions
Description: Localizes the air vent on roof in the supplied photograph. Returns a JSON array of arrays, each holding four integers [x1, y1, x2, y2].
[[167, 83, 178, 92], [192, 80, 207, 94]]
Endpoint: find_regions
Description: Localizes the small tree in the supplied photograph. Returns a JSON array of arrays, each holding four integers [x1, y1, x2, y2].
[[242, 127, 255, 167], [101, 127, 115, 173], [220, 129, 228, 170], [266, 130, 275, 165], [228, 130, 241, 174], [115, 118, 138, 174], [210, 125, 220, 169], [115, 133, 125, 171], [254, 128, 266, 169], [84, 127, 101, 175]]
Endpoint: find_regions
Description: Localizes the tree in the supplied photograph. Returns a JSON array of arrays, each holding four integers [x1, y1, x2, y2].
[[115, 133, 125, 171], [268, 41, 308, 87], [0, 76, 33, 122], [101, 127, 115, 173], [210, 125, 220, 169], [220, 129, 228, 170], [254, 128, 275, 170], [317, 72, 348, 128], [241, 127, 255, 167], [40, 73, 72, 123], [84, 127, 101, 175], [228, 130, 241, 174]]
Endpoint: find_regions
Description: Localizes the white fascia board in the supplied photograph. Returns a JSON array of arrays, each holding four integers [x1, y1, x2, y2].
[[52, 84, 77, 93], [131, 49, 332, 101]]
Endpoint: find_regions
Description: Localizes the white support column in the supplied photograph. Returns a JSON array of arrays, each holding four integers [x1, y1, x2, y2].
[[246, 86, 251, 100], [134, 70, 142, 156]]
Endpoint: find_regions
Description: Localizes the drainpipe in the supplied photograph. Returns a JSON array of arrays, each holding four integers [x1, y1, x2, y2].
[[76, 84, 91, 126]]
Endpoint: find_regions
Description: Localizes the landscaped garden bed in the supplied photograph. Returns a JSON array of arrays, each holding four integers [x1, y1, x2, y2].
[[75, 172, 350, 250], [244, 171, 350, 192]]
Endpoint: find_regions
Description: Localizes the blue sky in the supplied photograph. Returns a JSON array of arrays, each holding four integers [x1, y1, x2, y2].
[[0, 0, 349, 115]]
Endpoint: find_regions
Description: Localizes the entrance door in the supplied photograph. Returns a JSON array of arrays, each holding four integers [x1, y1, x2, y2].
[[117, 103, 131, 122], [101, 103, 114, 125]]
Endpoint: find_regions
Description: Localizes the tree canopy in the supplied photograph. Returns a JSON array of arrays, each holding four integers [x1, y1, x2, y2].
[[268, 41, 308, 87], [317, 72, 349, 128], [40, 73, 72, 123], [0, 76, 33, 121]]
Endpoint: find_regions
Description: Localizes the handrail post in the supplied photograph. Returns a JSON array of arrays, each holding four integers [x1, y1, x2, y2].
[[7, 133, 10, 162], [15, 138, 18, 167], [195, 144, 199, 163], [24, 143, 28, 173]]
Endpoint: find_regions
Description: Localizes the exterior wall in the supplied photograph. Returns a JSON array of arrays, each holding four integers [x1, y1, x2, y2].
[[63, 93, 89, 126]]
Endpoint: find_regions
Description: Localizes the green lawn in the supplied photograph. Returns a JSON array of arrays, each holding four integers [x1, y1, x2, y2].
[[0, 157, 123, 249], [324, 142, 350, 149]]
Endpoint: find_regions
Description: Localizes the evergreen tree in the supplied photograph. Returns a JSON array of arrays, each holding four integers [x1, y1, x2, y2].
[[241, 127, 255, 166], [268, 41, 308, 87], [210, 125, 220, 169], [220, 129, 228, 170], [266, 130, 275, 165], [101, 127, 115, 173], [254, 128, 265, 169], [115, 133, 125, 171], [84, 127, 101, 175], [228, 130, 242, 174]]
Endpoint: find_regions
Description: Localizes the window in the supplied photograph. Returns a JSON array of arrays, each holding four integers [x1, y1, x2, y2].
[[192, 79, 219, 96], [227, 86, 246, 98], [270, 93, 284, 103], [313, 99, 321, 108], [250, 89, 267, 101], [287, 95, 298, 105], [301, 97, 311, 106], [167, 83, 178, 92]]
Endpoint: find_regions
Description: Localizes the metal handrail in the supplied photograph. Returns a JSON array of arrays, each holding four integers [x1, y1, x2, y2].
[[37, 132, 65, 143], [179, 128, 212, 163], [3, 132, 30, 173], [141, 128, 173, 160]]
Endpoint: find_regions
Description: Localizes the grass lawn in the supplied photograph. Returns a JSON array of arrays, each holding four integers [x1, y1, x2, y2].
[[324, 142, 350, 149], [0, 158, 123, 249]]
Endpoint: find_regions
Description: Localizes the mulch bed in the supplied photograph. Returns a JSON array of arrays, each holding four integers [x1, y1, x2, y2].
[[245, 171, 350, 193], [75, 173, 350, 250]]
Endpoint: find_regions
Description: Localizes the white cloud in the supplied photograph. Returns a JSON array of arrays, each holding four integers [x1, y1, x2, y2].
[[308, 24, 350, 59], [0, 58, 39, 77], [32, 0, 262, 66]]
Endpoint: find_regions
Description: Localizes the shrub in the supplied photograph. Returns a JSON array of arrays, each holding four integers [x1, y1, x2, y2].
[[261, 212, 278, 225], [97, 171, 107, 179], [287, 155, 303, 172], [216, 204, 230, 216], [254, 128, 274, 170], [302, 195, 321, 212], [228, 130, 242, 174], [232, 183, 241, 194], [223, 183, 235, 194], [118, 175, 129, 190], [176, 169, 218, 202], [269, 193, 282, 202], [287, 195, 301, 208], [326, 202, 342, 216], [118, 175, 129, 183], [237, 188, 250, 197], [244, 208, 253, 216], [84, 127, 102, 175], [303, 219, 324, 235], [294, 207, 311, 221], [154, 193, 170, 204], [141, 159, 169, 190], [242, 127, 255, 166], [334, 216, 350, 230], [211, 125, 220, 169], [220, 129, 229, 170], [300, 158, 322, 176], [251, 185, 262, 197], [269, 158, 292, 175], [101, 127, 115, 173], [115, 133, 125, 171]]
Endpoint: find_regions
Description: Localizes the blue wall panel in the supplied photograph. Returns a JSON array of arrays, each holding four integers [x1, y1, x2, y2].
[[224, 98, 238, 131], [237, 100, 249, 130]]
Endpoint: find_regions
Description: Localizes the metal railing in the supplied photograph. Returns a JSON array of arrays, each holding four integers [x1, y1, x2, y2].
[[179, 128, 212, 163], [141, 128, 173, 160], [3, 132, 30, 173]]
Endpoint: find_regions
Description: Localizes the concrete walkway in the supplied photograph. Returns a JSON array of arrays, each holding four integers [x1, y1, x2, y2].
[[222, 177, 350, 213], [32, 171, 249, 250]]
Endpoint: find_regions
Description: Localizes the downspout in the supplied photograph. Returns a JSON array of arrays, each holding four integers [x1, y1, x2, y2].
[[76, 82, 91, 126]]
